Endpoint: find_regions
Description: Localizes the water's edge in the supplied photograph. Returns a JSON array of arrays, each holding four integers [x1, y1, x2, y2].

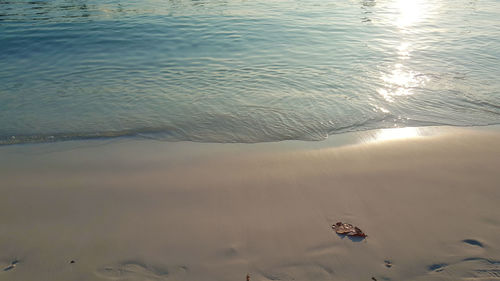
[[2, 124, 499, 148]]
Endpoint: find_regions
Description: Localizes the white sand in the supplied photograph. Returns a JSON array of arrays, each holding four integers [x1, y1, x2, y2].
[[1, 126, 499, 281]]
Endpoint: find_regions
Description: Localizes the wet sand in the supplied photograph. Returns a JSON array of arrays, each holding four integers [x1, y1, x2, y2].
[[1, 126, 499, 281]]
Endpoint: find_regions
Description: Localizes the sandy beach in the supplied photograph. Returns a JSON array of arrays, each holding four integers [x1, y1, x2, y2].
[[1, 126, 499, 281]]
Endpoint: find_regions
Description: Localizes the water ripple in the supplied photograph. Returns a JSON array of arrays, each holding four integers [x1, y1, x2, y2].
[[1, 0, 499, 144]]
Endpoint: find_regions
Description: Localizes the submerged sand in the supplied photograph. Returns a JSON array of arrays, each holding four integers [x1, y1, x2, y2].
[[1, 126, 499, 281]]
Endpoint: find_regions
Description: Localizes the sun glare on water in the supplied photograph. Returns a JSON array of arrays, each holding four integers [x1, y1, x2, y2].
[[374, 127, 421, 142], [394, 0, 427, 28], [375, 0, 435, 104]]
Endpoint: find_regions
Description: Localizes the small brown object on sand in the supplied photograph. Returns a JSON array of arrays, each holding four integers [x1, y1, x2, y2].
[[3, 264, 15, 271], [246, 273, 250, 281], [3, 263, 16, 271], [332, 222, 367, 238]]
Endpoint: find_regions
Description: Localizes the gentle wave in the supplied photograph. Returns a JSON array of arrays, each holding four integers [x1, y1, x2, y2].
[[1, 0, 499, 144], [2, 114, 499, 145]]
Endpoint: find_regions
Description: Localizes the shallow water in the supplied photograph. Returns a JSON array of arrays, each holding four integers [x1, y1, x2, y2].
[[1, 0, 499, 144]]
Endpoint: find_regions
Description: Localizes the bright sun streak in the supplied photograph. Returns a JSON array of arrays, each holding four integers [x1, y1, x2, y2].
[[394, 0, 426, 28], [375, 0, 434, 104], [374, 127, 421, 142]]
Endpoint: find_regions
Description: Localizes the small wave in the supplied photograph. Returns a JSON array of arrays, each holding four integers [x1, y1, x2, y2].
[[1, 118, 499, 146], [0, 127, 173, 146]]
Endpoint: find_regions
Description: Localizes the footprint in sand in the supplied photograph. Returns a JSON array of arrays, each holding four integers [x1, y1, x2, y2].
[[259, 263, 334, 281], [463, 257, 500, 278], [427, 263, 448, 272], [422, 258, 500, 279], [462, 239, 484, 248], [96, 261, 187, 280]]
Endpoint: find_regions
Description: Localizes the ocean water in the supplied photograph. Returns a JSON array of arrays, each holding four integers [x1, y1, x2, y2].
[[1, 0, 499, 144]]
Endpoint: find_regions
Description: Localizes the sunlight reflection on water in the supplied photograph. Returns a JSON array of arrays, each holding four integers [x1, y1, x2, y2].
[[374, 127, 422, 141], [377, 0, 433, 104], [0, 0, 499, 144], [393, 0, 429, 28]]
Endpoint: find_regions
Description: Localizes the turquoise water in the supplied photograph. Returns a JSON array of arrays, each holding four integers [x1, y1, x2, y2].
[[1, 0, 499, 144]]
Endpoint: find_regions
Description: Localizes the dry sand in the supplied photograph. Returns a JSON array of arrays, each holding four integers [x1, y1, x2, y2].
[[1, 126, 499, 281]]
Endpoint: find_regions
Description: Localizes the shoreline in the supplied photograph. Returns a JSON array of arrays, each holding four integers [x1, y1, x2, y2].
[[2, 123, 500, 148], [1, 125, 500, 281]]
